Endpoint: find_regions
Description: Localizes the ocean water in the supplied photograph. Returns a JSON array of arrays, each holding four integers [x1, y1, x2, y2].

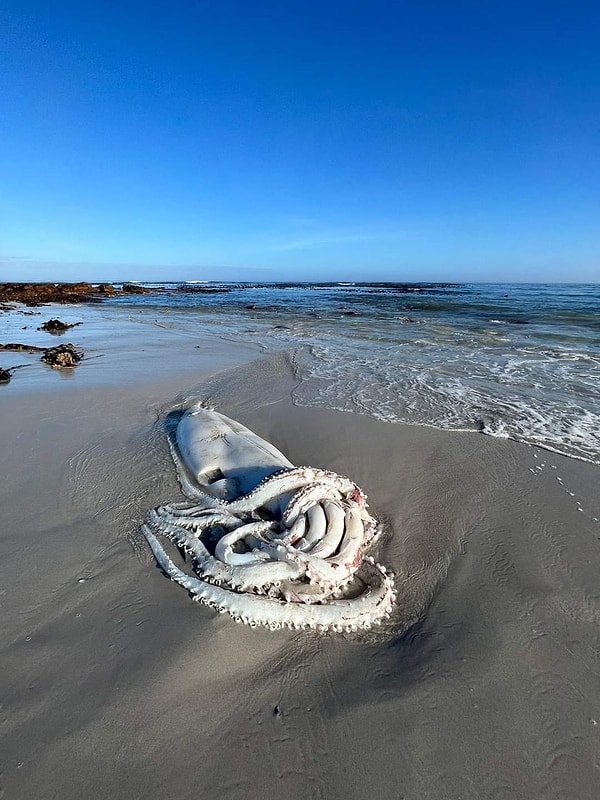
[[108, 282, 600, 464]]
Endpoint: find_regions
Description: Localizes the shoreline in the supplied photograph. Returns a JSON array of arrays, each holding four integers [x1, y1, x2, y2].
[[2, 281, 599, 467], [2, 326, 600, 797]]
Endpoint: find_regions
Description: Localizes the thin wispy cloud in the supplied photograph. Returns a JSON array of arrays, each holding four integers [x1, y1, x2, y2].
[[267, 226, 409, 253], [284, 217, 321, 228]]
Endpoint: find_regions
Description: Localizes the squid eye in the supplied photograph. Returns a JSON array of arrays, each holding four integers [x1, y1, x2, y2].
[[200, 467, 225, 484]]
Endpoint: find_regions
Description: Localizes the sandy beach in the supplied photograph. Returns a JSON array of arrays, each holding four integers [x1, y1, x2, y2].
[[2, 306, 600, 800]]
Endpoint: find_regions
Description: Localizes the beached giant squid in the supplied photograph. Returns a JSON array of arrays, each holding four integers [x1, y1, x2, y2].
[[141, 406, 395, 633]]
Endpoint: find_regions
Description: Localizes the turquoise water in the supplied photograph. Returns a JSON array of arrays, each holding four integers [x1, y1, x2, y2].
[[109, 282, 600, 463]]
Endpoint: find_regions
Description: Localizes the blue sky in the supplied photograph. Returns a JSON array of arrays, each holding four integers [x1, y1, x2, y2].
[[1, 1, 598, 282]]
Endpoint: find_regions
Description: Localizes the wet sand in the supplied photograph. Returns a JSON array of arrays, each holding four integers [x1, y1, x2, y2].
[[1, 316, 600, 799]]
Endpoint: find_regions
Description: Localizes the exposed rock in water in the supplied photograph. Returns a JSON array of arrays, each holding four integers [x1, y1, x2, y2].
[[41, 343, 83, 368], [0, 283, 117, 306], [121, 283, 150, 294], [38, 318, 83, 334]]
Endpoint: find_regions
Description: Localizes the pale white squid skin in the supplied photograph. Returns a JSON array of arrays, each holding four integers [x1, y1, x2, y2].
[[141, 406, 396, 633]]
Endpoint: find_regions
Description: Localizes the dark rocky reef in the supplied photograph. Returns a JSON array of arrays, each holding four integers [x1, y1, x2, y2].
[[0, 282, 118, 306], [121, 283, 150, 294], [0, 281, 158, 306], [175, 285, 231, 294]]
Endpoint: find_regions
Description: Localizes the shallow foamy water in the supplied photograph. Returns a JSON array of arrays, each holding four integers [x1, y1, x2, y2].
[[3, 282, 599, 463]]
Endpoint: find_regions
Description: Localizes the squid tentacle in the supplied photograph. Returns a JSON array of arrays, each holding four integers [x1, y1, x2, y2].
[[143, 526, 395, 631]]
